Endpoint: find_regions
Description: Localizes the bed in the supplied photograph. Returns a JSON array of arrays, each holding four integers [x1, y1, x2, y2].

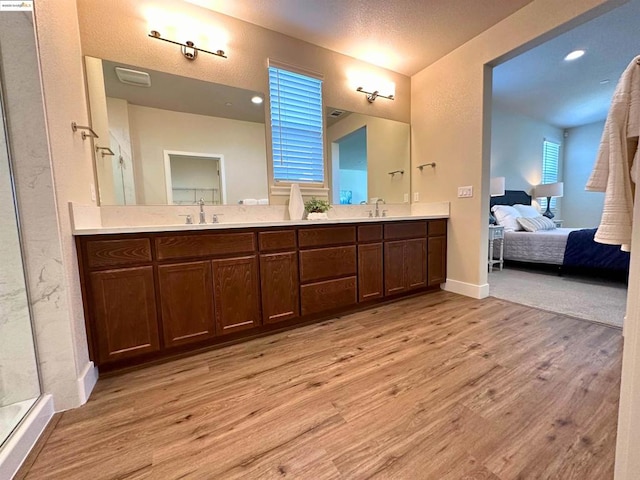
[[490, 190, 630, 275]]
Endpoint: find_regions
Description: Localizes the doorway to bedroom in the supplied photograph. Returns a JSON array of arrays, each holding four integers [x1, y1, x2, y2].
[[486, 1, 638, 328]]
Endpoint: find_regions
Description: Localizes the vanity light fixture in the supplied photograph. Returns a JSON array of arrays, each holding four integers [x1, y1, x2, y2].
[[148, 30, 227, 61], [356, 86, 394, 103]]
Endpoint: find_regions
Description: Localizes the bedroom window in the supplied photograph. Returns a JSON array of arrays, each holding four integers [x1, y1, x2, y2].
[[268, 64, 324, 184], [541, 140, 560, 212]]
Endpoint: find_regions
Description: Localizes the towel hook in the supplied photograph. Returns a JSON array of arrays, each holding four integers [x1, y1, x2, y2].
[[417, 162, 436, 171], [71, 122, 99, 140]]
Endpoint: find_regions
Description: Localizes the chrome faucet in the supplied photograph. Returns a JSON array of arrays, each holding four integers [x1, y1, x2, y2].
[[375, 198, 385, 217], [198, 198, 206, 224]]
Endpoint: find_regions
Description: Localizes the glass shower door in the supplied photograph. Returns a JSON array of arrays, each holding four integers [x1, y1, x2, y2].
[[0, 76, 41, 446]]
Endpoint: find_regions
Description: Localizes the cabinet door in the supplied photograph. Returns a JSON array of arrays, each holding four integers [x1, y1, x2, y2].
[[428, 236, 447, 286], [358, 243, 383, 302], [158, 261, 215, 348], [212, 255, 261, 335], [405, 238, 427, 290], [384, 241, 406, 296], [90, 266, 159, 364], [260, 252, 299, 324]]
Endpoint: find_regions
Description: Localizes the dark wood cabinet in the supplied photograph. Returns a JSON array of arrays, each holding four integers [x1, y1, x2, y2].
[[300, 277, 357, 316], [384, 241, 407, 295], [384, 238, 427, 296], [428, 235, 447, 286], [89, 266, 159, 364], [76, 219, 446, 370], [406, 238, 428, 290], [158, 261, 215, 347], [212, 255, 261, 335], [358, 243, 383, 301], [260, 252, 299, 324]]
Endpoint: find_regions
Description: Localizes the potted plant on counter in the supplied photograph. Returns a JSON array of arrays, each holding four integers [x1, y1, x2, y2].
[[304, 197, 331, 220]]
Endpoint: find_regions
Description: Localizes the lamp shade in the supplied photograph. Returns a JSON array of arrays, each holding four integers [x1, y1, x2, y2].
[[535, 182, 564, 198], [490, 177, 505, 197]]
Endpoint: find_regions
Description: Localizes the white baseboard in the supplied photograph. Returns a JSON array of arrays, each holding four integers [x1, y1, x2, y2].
[[0, 395, 54, 480], [443, 279, 490, 299], [77, 361, 98, 405]]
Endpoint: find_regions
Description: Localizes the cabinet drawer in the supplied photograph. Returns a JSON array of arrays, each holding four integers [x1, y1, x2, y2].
[[358, 224, 383, 243], [300, 276, 357, 316], [156, 233, 256, 260], [298, 226, 356, 248], [85, 238, 152, 268], [384, 221, 427, 240], [259, 230, 296, 252], [428, 219, 447, 237], [299, 246, 357, 283]]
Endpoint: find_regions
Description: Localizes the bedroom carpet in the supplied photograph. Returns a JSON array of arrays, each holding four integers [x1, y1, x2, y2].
[[489, 266, 627, 328]]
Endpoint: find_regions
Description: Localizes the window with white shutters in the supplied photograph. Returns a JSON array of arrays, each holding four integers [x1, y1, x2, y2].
[[268, 66, 324, 184], [541, 140, 560, 212]]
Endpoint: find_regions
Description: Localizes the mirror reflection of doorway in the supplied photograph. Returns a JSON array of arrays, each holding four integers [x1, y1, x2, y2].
[[331, 126, 368, 205], [163, 151, 225, 205]]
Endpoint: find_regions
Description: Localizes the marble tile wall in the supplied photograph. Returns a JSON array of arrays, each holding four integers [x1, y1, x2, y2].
[[0, 123, 39, 409], [0, 9, 87, 412]]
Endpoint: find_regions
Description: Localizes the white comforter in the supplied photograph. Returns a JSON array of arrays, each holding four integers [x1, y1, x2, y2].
[[499, 228, 580, 265]]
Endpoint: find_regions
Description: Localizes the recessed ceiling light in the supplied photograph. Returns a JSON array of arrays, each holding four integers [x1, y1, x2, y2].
[[251, 95, 263, 104], [600, 79, 610, 85], [225, 102, 232, 107], [564, 50, 585, 61]]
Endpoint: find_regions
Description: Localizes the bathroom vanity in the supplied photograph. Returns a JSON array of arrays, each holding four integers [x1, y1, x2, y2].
[[75, 217, 447, 372]]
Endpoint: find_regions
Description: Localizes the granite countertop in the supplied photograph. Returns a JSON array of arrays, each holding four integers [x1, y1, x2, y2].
[[72, 214, 449, 235]]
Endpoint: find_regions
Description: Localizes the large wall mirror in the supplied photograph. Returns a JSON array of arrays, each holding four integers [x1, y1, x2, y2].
[[85, 57, 269, 206], [326, 108, 410, 205], [84, 56, 411, 207]]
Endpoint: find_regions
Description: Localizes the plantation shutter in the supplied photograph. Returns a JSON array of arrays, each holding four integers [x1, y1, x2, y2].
[[541, 140, 560, 212], [269, 66, 324, 183]]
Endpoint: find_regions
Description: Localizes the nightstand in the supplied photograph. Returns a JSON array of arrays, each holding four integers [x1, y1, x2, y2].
[[553, 219, 563, 227], [488, 225, 504, 272]]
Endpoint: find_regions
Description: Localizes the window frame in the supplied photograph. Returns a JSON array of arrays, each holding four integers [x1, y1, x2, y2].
[[267, 60, 326, 189], [541, 139, 561, 213]]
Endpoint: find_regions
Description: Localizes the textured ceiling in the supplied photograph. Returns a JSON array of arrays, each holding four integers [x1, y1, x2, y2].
[[493, 0, 640, 129], [184, 0, 534, 76]]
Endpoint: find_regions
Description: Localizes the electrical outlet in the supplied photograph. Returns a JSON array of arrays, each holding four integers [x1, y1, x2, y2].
[[458, 186, 473, 198], [90, 183, 96, 202], [413, 192, 420, 202], [403, 193, 409, 203]]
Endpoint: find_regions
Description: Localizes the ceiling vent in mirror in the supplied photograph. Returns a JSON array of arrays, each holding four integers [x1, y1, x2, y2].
[[115, 67, 151, 87], [329, 109, 345, 118]]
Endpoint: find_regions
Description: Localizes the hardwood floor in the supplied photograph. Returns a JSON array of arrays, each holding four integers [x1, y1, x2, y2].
[[22, 292, 622, 479]]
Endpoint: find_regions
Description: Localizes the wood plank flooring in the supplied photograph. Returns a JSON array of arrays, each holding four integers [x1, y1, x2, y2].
[[21, 292, 622, 479]]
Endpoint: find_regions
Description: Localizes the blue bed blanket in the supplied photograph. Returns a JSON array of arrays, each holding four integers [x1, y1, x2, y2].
[[562, 228, 630, 271]]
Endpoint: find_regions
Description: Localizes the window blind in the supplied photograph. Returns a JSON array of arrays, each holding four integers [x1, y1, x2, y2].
[[268, 66, 324, 183], [541, 140, 560, 212]]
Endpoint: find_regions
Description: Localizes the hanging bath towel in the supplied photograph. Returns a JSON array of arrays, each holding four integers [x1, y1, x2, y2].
[[586, 55, 640, 251]]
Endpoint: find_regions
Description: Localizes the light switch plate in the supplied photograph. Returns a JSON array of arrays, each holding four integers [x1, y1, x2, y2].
[[404, 193, 409, 203], [458, 186, 473, 198], [90, 183, 96, 202], [413, 192, 420, 202]]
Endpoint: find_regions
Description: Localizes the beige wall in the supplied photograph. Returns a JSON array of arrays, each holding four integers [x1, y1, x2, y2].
[[128, 105, 268, 205], [411, 0, 622, 296], [76, 0, 410, 124], [327, 113, 410, 204]]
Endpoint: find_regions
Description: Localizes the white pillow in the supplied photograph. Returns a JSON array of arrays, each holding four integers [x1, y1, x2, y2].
[[513, 203, 540, 218], [517, 216, 556, 232], [491, 205, 522, 231]]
